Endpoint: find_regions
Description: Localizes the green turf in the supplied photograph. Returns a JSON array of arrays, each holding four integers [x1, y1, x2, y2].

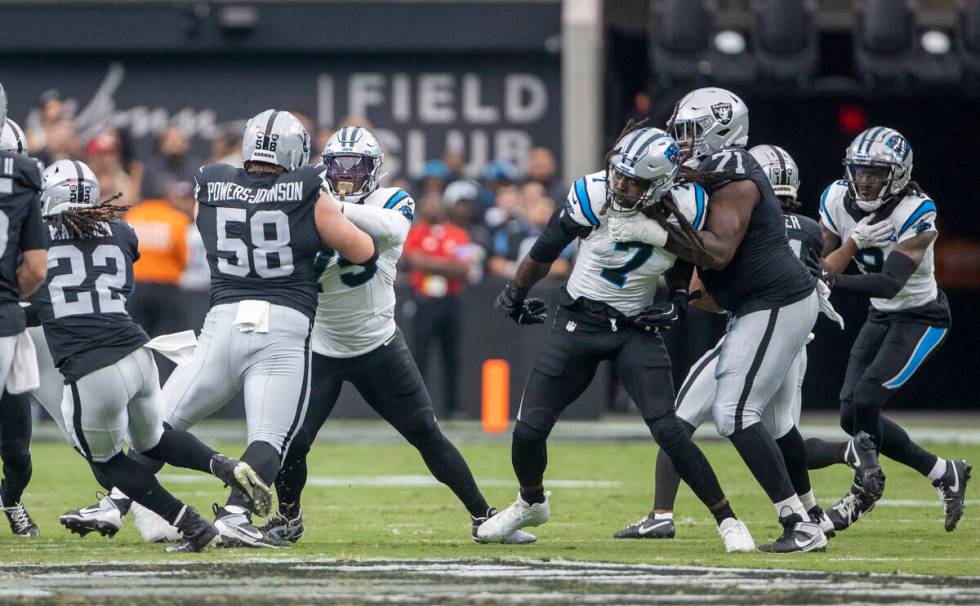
[[3, 437, 977, 576]]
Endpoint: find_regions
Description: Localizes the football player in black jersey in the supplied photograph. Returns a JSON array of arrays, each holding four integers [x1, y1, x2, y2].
[[35, 160, 274, 552], [0, 81, 49, 537]]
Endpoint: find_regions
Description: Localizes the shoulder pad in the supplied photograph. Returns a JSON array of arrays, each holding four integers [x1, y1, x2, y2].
[[696, 147, 756, 178], [369, 187, 413, 209], [0, 153, 43, 190], [891, 192, 936, 240], [818, 180, 848, 235], [561, 172, 604, 227], [668, 182, 708, 230]]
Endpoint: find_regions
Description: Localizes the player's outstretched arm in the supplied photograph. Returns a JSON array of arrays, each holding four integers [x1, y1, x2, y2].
[[339, 202, 411, 247], [825, 231, 933, 299], [314, 193, 377, 265], [664, 180, 756, 270], [17, 249, 47, 298]]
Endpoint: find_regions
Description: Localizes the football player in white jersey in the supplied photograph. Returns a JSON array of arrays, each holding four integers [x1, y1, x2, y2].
[[252, 127, 533, 545], [477, 125, 755, 553], [815, 127, 970, 532]]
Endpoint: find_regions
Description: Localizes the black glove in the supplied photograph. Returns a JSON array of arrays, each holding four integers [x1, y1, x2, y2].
[[804, 251, 839, 288], [633, 290, 689, 332], [495, 281, 548, 325]]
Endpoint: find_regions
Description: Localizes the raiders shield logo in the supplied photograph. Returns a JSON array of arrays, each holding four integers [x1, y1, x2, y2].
[[711, 102, 733, 125]]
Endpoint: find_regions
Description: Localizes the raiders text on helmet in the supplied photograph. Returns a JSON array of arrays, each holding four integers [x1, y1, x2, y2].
[[843, 126, 913, 212], [749, 144, 800, 201], [40, 159, 100, 217], [669, 87, 749, 160], [606, 127, 680, 213], [320, 126, 384, 202], [241, 110, 311, 172]]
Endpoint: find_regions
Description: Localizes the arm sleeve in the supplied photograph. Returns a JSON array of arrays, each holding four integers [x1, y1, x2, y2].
[[19, 194, 47, 251], [341, 202, 412, 247], [528, 209, 587, 264], [833, 251, 916, 298]]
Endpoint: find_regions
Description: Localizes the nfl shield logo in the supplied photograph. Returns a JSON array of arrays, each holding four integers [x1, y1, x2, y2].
[[711, 102, 733, 125]]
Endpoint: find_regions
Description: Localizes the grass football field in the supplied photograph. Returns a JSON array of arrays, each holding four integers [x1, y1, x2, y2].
[[4, 425, 977, 576]]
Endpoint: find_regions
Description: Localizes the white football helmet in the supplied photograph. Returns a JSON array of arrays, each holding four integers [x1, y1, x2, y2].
[[41, 159, 99, 217], [669, 87, 749, 160], [0, 119, 28, 156], [843, 126, 913, 212], [0, 82, 6, 126], [749, 144, 799, 201], [320, 126, 384, 202], [606, 127, 680, 213], [241, 110, 310, 172]]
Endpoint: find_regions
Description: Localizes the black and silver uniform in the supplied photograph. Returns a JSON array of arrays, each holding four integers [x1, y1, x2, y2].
[[696, 148, 816, 315], [31, 219, 148, 383], [785, 211, 823, 265], [195, 164, 325, 319], [0, 153, 47, 336]]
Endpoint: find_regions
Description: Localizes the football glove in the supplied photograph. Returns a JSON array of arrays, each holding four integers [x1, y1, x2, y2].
[[607, 214, 669, 247], [850, 216, 893, 249], [632, 290, 689, 331], [495, 281, 548, 325], [803, 250, 840, 288]]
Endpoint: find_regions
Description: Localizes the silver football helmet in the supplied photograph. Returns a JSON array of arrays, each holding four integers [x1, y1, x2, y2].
[[843, 126, 913, 212], [241, 110, 310, 172], [0, 119, 28, 156], [40, 159, 99, 217], [668, 87, 749, 160], [0, 82, 6, 126], [606, 127, 680, 213], [749, 144, 799, 201], [320, 126, 384, 202]]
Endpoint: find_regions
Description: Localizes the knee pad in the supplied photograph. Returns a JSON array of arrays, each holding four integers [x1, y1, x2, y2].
[[513, 420, 551, 446]]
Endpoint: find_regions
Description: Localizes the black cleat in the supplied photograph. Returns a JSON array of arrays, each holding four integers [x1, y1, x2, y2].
[[2, 500, 39, 538], [613, 513, 675, 539], [758, 513, 827, 553], [167, 507, 218, 553], [826, 485, 876, 532], [807, 505, 835, 539], [843, 431, 885, 501], [209, 455, 273, 518], [259, 510, 306, 544], [933, 459, 972, 532]]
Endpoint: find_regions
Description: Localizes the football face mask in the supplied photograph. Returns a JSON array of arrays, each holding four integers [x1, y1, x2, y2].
[[324, 153, 376, 199], [846, 163, 892, 204]]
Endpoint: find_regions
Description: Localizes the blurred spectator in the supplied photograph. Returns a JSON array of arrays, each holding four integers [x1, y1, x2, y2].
[[85, 130, 141, 206], [179, 224, 211, 330], [25, 89, 66, 159], [420, 159, 451, 196], [142, 126, 203, 199], [488, 194, 572, 281], [443, 148, 466, 181], [525, 146, 566, 204], [481, 159, 518, 208], [403, 192, 476, 419], [444, 180, 491, 270], [314, 127, 334, 158], [125, 180, 192, 337], [208, 122, 244, 168], [35, 118, 80, 166], [485, 184, 522, 230]]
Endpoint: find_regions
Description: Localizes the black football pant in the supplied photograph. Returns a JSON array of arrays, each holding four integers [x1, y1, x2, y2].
[[513, 305, 729, 512], [0, 391, 32, 506], [409, 295, 463, 417], [275, 330, 490, 519], [838, 317, 946, 476]]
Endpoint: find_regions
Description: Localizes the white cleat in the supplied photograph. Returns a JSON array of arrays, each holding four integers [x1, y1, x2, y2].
[[718, 517, 755, 553], [475, 493, 550, 543], [132, 501, 181, 543], [60, 492, 125, 538]]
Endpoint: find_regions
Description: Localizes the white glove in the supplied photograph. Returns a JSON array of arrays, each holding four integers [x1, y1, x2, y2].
[[850, 216, 893, 249], [607, 214, 668, 247]]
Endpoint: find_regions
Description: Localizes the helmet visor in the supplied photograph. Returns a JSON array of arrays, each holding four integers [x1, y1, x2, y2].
[[325, 154, 375, 196], [608, 167, 667, 213], [845, 163, 891, 202]]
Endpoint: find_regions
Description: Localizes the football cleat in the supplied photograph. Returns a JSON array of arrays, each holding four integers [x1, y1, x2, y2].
[[213, 504, 290, 548], [472, 507, 537, 544], [60, 492, 124, 538], [717, 517, 755, 553], [808, 505, 835, 539], [758, 513, 827, 553], [933, 459, 972, 532], [210, 455, 273, 518], [843, 431, 885, 501], [2, 500, 39, 537], [259, 510, 306, 544], [132, 501, 181, 543], [826, 488, 876, 531], [167, 507, 218, 553], [613, 513, 675, 539], [475, 493, 550, 543]]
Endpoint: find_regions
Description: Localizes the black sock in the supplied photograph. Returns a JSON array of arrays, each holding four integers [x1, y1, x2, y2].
[[407, 428, 489, 518], [728, 423, 795, 504], [140, 428, 217, 474], [91, 453, 184, 525], [804, 438, 847, 469], [776, 427, 811, 496], [512, 422, 549, 501], [648, 415, 729, 514], [0, 391, 33, 506], [879, 416, 939, 476], [710, 499, 736, 524], [226, 441, 281, 511], [653, 447, 682, 512]]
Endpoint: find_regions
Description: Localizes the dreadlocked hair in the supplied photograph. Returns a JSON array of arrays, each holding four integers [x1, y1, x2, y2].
[[599, 118, 649, 216], [641, 190, 710, 259], [779, 196, 802, 212], [48, 193, 128, 240]]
